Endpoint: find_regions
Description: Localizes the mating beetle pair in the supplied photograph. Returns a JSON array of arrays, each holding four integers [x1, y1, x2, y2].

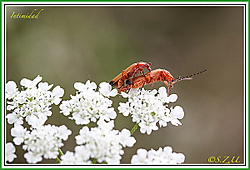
[[109, 61, 207, 95]]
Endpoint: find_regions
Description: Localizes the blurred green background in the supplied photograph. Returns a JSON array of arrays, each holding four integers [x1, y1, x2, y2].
[[6, 6, 244, 164]]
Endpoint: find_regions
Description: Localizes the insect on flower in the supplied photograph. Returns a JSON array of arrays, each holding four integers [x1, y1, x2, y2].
[[119, 69, 207, 95], [109, 62, 152, 89]]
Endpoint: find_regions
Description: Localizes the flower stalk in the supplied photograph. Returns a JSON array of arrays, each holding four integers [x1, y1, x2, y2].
[[130, 123, 139, 135], [58, 148, 64, 156], [56, 157, 61, 163]]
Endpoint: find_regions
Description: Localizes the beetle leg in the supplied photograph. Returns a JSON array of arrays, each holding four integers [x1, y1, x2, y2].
[[163, 81, 170, 86], [117, 70, 129, 89], [163, 81, 172, 96], [122, 70, 129, 79], [150, 82, 154, 91], [116, 79, 124, 89]]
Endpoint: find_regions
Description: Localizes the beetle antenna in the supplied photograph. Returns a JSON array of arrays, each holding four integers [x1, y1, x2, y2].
[[174, 70, 207, 83]]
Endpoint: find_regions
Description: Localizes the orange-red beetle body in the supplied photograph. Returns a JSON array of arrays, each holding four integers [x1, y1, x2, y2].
[[119, 69, 175, 94], [109, 62, 151, 89], [119, 69, 207, 95]]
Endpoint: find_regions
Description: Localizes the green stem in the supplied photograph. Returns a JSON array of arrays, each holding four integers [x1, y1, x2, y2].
[[58, 147, 64, 156], [102, 161, 107, 164], [56, 157, 61, 163], [130, 122, 139, 135], [92, 158, 97, 164]]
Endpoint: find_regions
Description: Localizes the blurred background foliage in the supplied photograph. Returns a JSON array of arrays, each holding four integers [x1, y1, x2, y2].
[[6, 5, 244, 164]]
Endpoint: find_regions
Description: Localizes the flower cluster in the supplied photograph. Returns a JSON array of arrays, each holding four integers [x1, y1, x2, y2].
[[118, 87, 184, 135], [61, 120, 136, 164], [6, 75, 64, 127], [60, 81, 117, 125], [131, 146, 185, 164], [6, 75, 187, 165], [11, 124, 71, 164]]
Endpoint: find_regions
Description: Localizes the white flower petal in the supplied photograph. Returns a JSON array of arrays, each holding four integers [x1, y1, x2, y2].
[[20, 75, 42, 88], [99, 82, 118, 97], [168, 94, 178, 102], [20, 78, 32, 87], [24, 152, 42, 164], [6, 113, 18, 124], [171, 106, 184, 119], [6, 81, 17, 98], [158, 86, 168, 98], [6, 143, 17, 163], [109, 89, 118, 97], [172, 153, 185, 163], [74, 82, 85, 91], [85, 80, 97, 90], [38, 82, 53, 91], [131, 146, 185, 164], [52, 86, 64, 97]]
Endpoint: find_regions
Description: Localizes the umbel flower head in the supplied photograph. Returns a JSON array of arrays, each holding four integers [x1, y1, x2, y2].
[[118, 87, 184, 135], [11, 124, 71, 164], [131, 146, 185, 164], [59, 81, 118, 125], [67, 120, 136, 164], [6, 75, 64, 127]]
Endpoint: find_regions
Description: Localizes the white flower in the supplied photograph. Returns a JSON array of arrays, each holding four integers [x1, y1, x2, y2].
[[52, 86, 64, 105], [169, 106, 184, 126], [118, 87, 184, 135], [74, 120, 136, 164], [131, 146, 185, 164], [11, 124, 27, 145], [20, 75, 42, 88], [139, 121, 158, 135], [158, 87, 178, 103], [97, 119, 114, 130], [6, 143, 17, 163], [131, 148, 148, 164], [24, 152, 42, 164], [20, 124, 71, 164], [118, 102, 130, 116], [6, 76, 64, 127], [74, 80, 97, 91], [38, 82, 53, 91], [6, 113, 22, 125], [26, 114, 48, 127], [57, 125, 72, 141], [99, 82, 118, 97], [119, 129, 136, 147], [60, 151, 76, 164], [60, 81, 117, 125], [6, 81, 18, 99], [60, 146, 91, 164]]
